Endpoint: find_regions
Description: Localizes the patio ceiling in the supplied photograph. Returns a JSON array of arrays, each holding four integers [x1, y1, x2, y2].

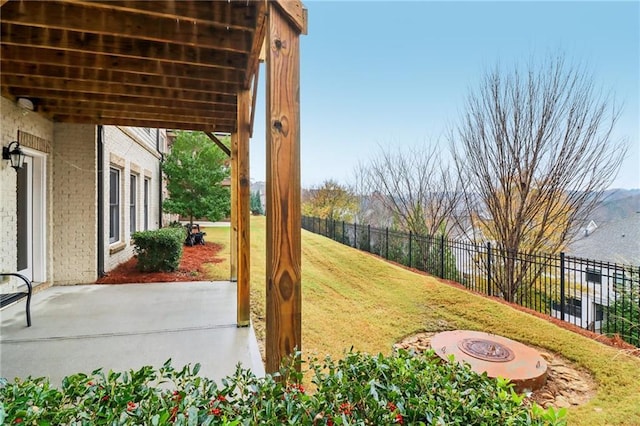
[[0, 0, 267, 133]]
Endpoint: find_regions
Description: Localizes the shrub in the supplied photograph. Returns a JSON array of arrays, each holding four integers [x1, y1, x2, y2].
[[132, 228, 185, 272], [0, 350, 566, 425]]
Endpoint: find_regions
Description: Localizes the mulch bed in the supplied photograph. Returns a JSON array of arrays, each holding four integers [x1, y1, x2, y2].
[[96, 243, 224, 284]]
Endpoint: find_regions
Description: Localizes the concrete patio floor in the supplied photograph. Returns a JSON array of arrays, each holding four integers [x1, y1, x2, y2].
[[0, 281, 264, 386]]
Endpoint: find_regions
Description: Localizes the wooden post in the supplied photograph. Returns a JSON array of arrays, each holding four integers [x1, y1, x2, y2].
[[230, 134, 238, 282], [237, 89, 251, 326], [265, 1, 304, 374]]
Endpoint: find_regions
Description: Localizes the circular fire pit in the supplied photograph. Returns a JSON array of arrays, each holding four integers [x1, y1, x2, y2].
[[430, 330, 548, 392]]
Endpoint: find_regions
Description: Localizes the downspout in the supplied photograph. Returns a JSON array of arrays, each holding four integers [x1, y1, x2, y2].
[[156, 129, 164, 228], [97, 125, 105, 277]]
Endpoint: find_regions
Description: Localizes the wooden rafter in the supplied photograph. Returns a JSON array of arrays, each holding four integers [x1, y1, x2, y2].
[[0, 62, 241, 95], [1, 1, 254, 52], [1, 45, 244, 84], [0, 0, 267, 132], [205, 132, 231, 157], [1, 24, 249, 71]]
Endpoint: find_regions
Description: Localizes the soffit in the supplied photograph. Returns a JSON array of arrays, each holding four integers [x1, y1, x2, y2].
[[0, 0, 267, 132]]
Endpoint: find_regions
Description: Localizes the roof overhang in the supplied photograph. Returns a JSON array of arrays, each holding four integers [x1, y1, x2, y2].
[[0, 0, 268, 133]]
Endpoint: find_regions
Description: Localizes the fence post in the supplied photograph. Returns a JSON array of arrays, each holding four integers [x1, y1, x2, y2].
[[408, 231, 412, 267], [487, 242, 492, 297], [440, 234, 445, 279], [367, 224, 371, 252], [386, 227, 389, 259], [353, 221, 357, 248], [560, 252, 566, 322]]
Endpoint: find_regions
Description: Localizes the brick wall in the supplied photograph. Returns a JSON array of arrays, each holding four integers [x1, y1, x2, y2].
[[102, 126, 163, 272], [1, 103, 167, 286], [52, 123, 98, 285], [0, 97, 54, 288]]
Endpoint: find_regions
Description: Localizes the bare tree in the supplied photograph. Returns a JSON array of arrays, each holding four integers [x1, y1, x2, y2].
[[452, 55, 627, 302], [358, 144, 460, 237]]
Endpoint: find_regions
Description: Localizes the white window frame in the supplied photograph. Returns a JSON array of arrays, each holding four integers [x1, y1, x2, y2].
[[109, 167, 121, 243], [144, 177, 150, 230], [130, 174, 138, 234]]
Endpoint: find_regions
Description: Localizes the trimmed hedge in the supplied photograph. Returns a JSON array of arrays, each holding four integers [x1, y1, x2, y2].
[[132, 228, 185, 272], [0, 351, 566, 425]]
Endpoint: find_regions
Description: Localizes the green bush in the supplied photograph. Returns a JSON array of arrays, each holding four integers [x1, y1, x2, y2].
[[0, 350, 566, 425], [132, 228, 185, 272]]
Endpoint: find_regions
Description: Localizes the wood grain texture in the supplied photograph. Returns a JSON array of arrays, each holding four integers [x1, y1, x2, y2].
[[0, 62, 241, 95], [265, 2, 302, 374], [205, 132, 231, 157], [274, 0, 308, 35], [0, 0, 265, 133], [0, 23, 248, 71], [1, 1, 253, 51], [1, 45, 243, 84], [230, 132, 239, 283], [237, 89, 251, 326]]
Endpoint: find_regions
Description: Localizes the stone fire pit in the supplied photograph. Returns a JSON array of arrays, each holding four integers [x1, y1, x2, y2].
[[430, 330, 548, 393]]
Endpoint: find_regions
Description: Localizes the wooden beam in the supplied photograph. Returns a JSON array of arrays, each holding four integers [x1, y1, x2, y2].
[[265, 2, 303, 374], [250, 65, 260, 138], [0, 61, 241, 95], [47, 109, 230, 126], [205, 132, 231, 157], [47, 115, 227, 132], [274, 0, 308, 35], [244, 0, 268, 89], [1, 45, 245, 84], [237, 89, 251, 327], [230, 133, 238, 283], [39, 101, 236, 121], [1, 1, 253, 52], [1, 23, 249, 71], [4, 87, 236, 111], [1, 73, 238, 105], [67, 1, 258, 31]]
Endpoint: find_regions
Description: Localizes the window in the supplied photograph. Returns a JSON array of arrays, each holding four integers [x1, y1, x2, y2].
[[586, 268, 602, 284], [567, 297, 582, 318], [595, 303, 605, 322], [553, 297, 582, 318], [130, 174, 137, 234], [109, 168, 120, 243], [144, 178, 150, 230], [614, 271, 626, 293]]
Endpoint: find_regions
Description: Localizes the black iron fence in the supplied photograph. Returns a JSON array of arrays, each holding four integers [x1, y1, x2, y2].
[[302, 215, 640, 347]]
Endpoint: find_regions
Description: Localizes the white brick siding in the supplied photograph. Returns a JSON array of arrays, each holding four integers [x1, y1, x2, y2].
[[0, 97, 54, 287], [52, 123, 98, 284], [102, 126, 163, 272], [2, 96, 167, 286]]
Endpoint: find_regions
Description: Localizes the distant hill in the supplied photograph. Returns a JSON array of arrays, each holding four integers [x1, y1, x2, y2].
[[589, 189, 640, 222]]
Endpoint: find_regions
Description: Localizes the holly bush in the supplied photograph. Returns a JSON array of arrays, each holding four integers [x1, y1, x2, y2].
[[0, 350, 565, 425]]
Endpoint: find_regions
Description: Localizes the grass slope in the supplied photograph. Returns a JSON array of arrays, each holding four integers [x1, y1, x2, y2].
[[205, 217, 640, 425]]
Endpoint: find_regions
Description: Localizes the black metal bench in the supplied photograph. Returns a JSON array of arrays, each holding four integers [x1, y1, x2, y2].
[[0, 273, 32, 327]]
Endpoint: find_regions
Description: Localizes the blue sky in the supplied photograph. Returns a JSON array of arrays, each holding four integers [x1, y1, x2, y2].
[[250, 1, 640, 189]]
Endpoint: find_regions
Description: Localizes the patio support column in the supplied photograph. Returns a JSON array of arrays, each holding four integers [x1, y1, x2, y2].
[[230, 135, 238, 282], [265, 0, 306, 374], [237, 89, 251, 326]]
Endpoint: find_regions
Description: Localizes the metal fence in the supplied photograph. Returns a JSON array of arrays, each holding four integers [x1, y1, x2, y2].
[[302, 215, 640, 347]]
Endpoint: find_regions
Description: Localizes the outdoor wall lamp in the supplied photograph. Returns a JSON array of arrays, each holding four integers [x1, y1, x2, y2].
[[2, 141, 26, 171]]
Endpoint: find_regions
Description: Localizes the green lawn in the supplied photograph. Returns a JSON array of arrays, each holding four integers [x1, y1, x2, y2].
[[205, 217, 640, 425]]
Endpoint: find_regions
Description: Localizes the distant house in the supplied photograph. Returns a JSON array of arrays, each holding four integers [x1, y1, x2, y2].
[[548, 214, 640, 332], [567, 214, 640, 265]]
